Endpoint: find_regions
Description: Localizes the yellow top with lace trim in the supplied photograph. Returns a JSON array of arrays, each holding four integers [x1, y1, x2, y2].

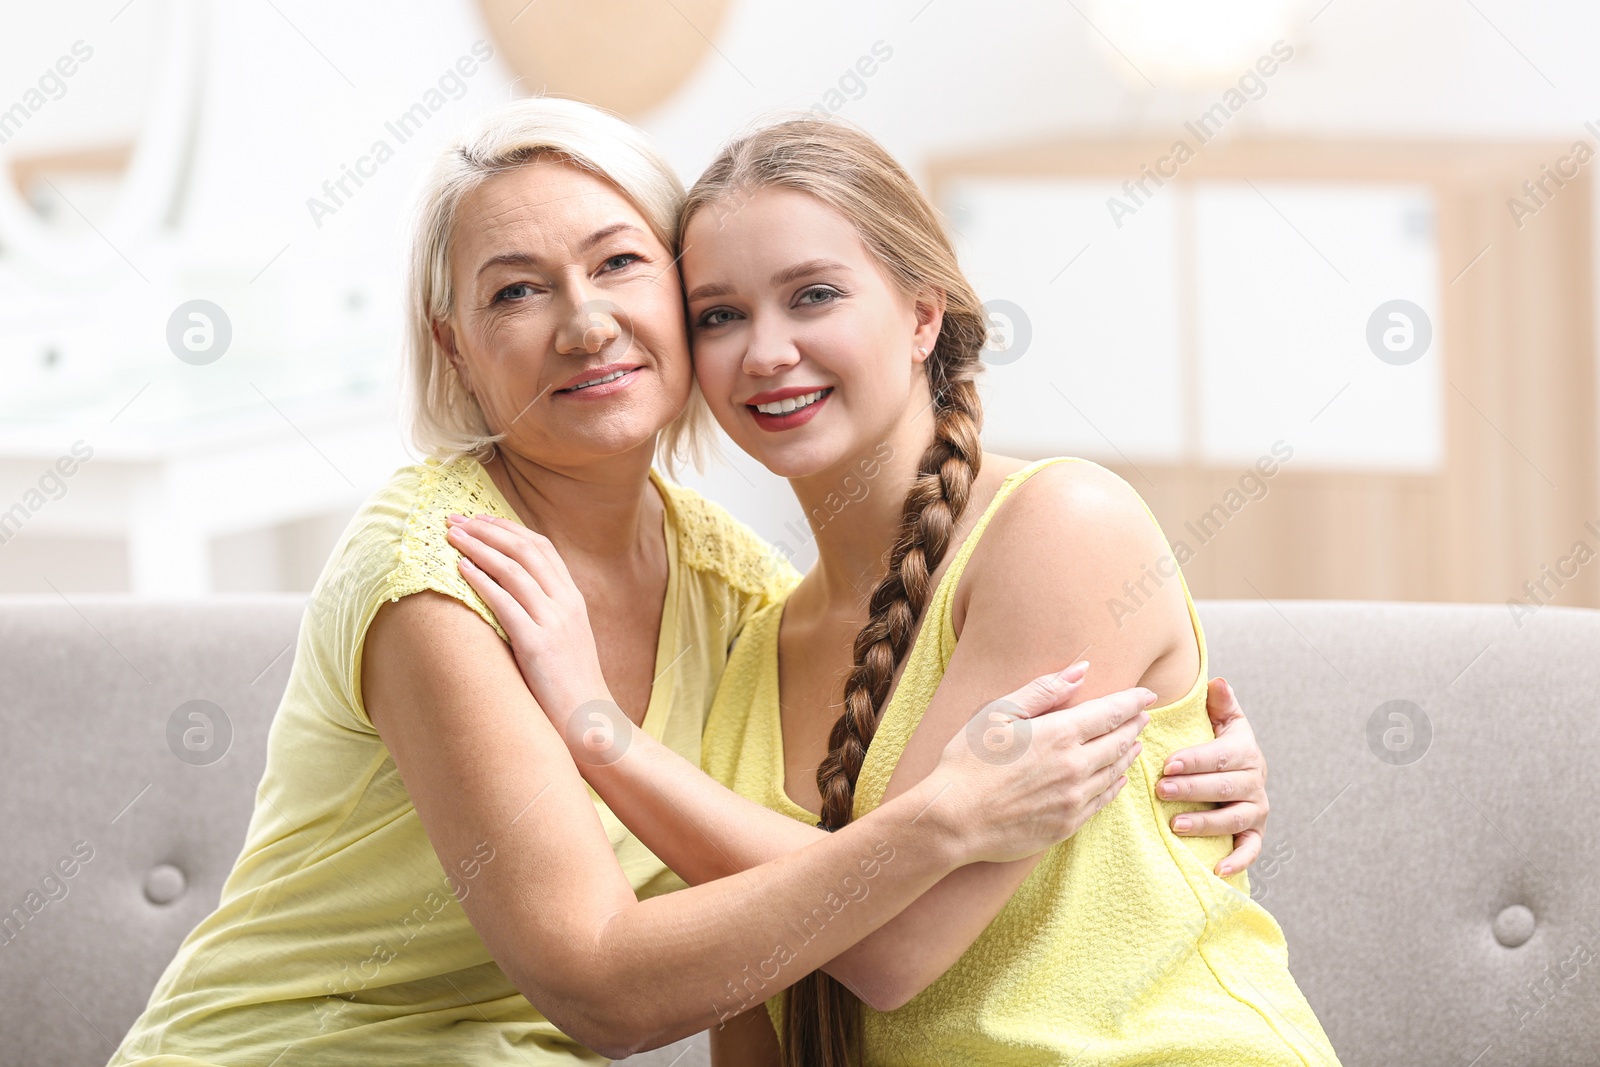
[[108, 455, 800, 1067], [700, 456, 1343, 1066]]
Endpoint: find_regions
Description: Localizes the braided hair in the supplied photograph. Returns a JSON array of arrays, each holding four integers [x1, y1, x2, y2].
[[681, 116, 990, 1067]]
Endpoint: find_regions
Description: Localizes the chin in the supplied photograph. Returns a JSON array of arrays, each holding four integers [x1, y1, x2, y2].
[[591, 411, 675, 456], [741, 436, 841, 481], [540, 400, 676, 463]]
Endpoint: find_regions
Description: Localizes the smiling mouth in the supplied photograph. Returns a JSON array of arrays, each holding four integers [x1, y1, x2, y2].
[[750, 388, 832, 415], [559, 367, 634, 393]]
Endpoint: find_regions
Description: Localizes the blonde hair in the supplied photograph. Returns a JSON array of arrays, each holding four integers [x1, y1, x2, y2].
[[402, 95, 713, 472], [681, 116, 988, 1067]]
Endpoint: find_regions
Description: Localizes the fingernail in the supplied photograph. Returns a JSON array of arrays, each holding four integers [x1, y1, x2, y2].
[[1059, 660, 1089, 682], [1173, 816, 1191, 832], [1218, 864, 1232, 876], [459, 557, 476, 570], [1164, 759, 1183, 775], [1157, 780, 1174, 797], [447, 513, 465, 523]]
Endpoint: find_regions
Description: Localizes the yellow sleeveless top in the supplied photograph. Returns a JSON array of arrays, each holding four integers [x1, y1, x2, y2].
[[109, 456, 800, 1067], [701, 457, 1342, 1066]]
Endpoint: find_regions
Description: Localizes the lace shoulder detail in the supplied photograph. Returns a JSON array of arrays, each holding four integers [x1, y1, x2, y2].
[[382, 456, 514, 641], [657, 478, 802, 602]]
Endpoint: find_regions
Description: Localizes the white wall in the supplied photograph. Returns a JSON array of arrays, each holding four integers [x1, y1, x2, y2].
[[1, 0, 1595, 588]]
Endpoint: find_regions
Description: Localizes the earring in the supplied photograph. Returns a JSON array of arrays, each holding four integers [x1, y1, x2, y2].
[[917, 346, 928, 356]]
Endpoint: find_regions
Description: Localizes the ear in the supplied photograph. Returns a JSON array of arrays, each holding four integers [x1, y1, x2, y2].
[[432, 317, 472, 394], [911, 286, 946, 364]]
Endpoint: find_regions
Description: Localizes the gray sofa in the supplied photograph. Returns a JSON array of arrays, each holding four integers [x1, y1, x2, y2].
[[2, 595, 1596, 1066]]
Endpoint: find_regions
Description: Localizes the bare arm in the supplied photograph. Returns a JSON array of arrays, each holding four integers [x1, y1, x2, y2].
[[855, 460, 1219, 1003], [582, 462, 1201, 1010], [362, 587, 1139, 1055], [449, 511, 1148, 1011], [709, 1005, 782, 1066], [449, 491, 1267, 1010]]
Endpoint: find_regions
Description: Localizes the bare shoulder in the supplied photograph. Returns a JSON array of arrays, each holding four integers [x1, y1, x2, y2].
[[967, 458, 1164, 578], [958, 458, 1198, 703], [362, 589, 519, 730], [368, 588, 508, 664]]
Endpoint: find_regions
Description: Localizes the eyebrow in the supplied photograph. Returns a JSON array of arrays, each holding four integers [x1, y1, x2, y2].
[[580, 221, 647, 252], [685, 258, 853, 303], [474, 222, 649, 279]]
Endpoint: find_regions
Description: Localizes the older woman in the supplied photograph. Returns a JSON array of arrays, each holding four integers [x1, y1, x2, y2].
[[106, 97, 1270, 1066]]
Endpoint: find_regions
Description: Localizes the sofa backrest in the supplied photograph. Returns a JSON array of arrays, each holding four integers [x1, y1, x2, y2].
[[1199, 598, 1599, 1067], [0, 595, 1594, 1066], [0, 596, 306, 1067]]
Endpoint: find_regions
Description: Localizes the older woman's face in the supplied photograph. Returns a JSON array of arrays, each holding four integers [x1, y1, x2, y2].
[[435, 159, 691, 467]]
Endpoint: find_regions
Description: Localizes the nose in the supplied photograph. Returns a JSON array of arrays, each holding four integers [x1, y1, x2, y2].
[[553, 276, 622, 357], [741, 312, 801, 379]]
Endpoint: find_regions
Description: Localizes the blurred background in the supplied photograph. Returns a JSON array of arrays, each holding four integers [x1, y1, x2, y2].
[[1, 0, 1596, 612]]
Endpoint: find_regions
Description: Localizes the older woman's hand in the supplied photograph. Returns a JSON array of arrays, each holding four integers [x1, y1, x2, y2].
[[1155, 677, 1269, 878]]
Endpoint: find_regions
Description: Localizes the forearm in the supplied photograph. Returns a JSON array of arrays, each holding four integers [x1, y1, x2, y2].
[[578, 726, 1033, 1009], [825, 854, 1040, 1007], [580, 729, 824, 884], [369, 592, 971, 1055], [559, 775, 961, 1054], [710, 1004, 782, 1065]]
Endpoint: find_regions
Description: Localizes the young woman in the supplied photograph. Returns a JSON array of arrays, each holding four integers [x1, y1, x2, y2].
[[451, 115, 1331, 1066], [108, 97, 1270, 1067]]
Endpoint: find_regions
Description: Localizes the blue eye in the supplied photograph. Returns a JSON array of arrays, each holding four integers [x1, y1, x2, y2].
[[495, 283, 532, 303], [602, 253, 641, 272], [797, 286, 839, 306]]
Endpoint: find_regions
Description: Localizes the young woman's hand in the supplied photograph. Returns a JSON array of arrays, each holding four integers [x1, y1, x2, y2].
[[923, 664, 1154, 866], [446, 513, 610, 723], [1156, 677, 1270, 877]]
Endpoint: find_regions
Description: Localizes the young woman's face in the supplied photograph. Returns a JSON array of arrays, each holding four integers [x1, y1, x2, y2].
[[436, 159, 691, 467], [681, 186, 938, 480]]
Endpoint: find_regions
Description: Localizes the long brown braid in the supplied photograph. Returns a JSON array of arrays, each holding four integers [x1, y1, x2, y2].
[[681, 117, 992, 1067]]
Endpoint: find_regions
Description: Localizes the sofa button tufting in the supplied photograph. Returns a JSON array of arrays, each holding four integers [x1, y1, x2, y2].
[[1493, 904, 1535, 948], [144, 864, 188, 906]]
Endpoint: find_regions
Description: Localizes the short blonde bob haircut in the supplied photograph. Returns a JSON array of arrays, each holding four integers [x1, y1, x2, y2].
[[402, 95, 712, 472]]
